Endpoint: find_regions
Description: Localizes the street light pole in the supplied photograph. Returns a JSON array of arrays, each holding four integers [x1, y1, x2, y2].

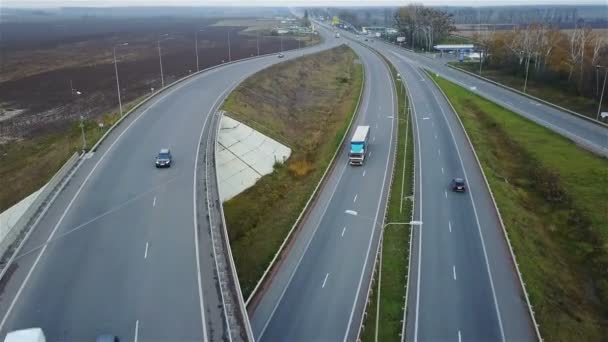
[[157, 34, 169, 88], [597, 66, 607, 121], [228, 31, 232, 62], [113, 42, 128, 117], [158, 40, 165, 88], [257, 30, 260, 56], [195, 29, 205, 72], [80, 115, 87, 152], [195, 31, 199, 72]]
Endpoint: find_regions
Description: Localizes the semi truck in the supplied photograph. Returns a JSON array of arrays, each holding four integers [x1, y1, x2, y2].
[[349, 125, 370, 165]]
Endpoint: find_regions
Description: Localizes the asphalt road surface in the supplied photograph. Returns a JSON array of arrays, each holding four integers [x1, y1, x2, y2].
[[0, 28, 340, 341], [372, 39, 608, 157], [250, 35, 397, 342], [334, 29, 538, 342]]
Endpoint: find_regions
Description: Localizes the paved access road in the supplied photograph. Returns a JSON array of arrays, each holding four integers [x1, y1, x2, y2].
[[372, 39, 608, 157], [0, 28, 340, 341], [250, 35, 397, 342]]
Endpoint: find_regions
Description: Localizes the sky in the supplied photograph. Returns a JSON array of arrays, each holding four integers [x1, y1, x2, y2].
[[1, 0, 606, 8]]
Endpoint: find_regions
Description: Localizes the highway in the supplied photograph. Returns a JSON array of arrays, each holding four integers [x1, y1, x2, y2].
[[371, 39, 608, 157], [330, 28, 538, 341], [250, 34, 397, 342], [0, 28, 340, 341]]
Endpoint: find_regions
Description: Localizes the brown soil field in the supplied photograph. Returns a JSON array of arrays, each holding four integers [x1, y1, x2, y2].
[[0, 17, 316, 140]]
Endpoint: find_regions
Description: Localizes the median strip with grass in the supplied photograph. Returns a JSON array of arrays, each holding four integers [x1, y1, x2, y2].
[[429, 72, 608, 341], [221, 45, 363, 299], [360, 54, 414, 342]]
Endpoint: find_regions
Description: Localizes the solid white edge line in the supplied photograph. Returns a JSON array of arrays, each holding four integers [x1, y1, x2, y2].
[[0, 75, 202, 332], [411, 69, 424, 342], [343, 49, 395, 342], [417, 67, 506, 342], [257, 162, 350, 339], [193, 80, 244, 342]]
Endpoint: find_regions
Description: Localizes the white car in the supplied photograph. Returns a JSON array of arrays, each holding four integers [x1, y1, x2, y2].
[[278, 53, 285, 58]]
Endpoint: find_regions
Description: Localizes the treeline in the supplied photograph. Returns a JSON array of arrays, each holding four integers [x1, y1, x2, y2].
[[440, 6, 607, 28], [394, 4, 455, 51], [481, 24, 607, 99]]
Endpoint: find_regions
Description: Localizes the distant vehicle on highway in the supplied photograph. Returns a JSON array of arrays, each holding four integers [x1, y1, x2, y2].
[[364, 38, 368, 41], [96, 334, 120, 342], [278, 53, 285, 58], [450, 178, 466, 192], [4, 328, 45, 342], [335, 33, 340, 38], [349, 125, 370, 166], [155, 148, 172, 168]]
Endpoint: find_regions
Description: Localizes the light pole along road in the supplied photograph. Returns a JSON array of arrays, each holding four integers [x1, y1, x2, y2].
[[250, 36, 398, 342], [0, 28, 340, 341], [381, 44, 537, 341], [372, 39, 608, 157], [329, 25, 538, 341]]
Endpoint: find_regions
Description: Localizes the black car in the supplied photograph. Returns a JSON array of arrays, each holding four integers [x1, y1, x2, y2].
[[155, 148, 172, 168], [450, 178, 466, 192]]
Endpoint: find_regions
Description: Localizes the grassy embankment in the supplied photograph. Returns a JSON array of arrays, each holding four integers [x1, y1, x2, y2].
[[450, 62, 601, 119], [429, 72, 608, 341], [221, 45, 364, 299], [361, 56, 414, 342], [0, 96, 146, 212]]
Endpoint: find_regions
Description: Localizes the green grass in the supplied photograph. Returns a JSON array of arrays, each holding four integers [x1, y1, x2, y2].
[[429, 71, 608, 341], [450, 62, 601, 119], [438, 34, 473, 45], [361, 55, 414, 342], [0, 96, 146, 212], [221, 45, 364, 299]]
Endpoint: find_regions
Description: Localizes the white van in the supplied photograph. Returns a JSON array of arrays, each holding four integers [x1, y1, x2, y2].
[[4, 328, 46, 342]]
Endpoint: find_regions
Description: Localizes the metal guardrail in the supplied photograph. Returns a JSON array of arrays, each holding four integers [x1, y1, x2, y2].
[[0, 152, 80, 278], [447, 63, 608, 129], [244, 44, 367, 307], [0, 40, 324, 339], [353, 45, 397, 342]]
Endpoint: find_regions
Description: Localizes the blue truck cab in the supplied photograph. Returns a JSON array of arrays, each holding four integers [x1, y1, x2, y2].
[[349, 125, 370, 166]]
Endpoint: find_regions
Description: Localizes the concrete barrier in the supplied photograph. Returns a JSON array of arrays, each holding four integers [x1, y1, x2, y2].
[[0, 152, 79, 259]]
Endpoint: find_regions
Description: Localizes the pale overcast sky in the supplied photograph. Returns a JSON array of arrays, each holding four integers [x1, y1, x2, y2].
[[2, 0, 606, 8]]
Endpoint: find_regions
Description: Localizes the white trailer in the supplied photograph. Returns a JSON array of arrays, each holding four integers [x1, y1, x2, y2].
[[349, 125, 370, 165]]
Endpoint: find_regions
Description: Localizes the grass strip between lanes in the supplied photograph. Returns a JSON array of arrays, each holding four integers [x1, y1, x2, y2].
[[221, 45, 364, 299], [429, 71, 608, 341], [361, 53, 414, 342]]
